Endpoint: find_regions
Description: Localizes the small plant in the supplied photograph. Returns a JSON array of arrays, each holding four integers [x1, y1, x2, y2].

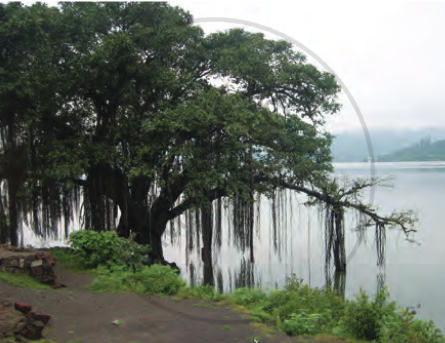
[[68, 230, 122, 268], [281, 311, 323, 336], [68, 230, 151, 271], [284, 273, 304, 292], [88, 264, 185, 295], [136, 264, 186, 295], [338, 287, 393, 341]]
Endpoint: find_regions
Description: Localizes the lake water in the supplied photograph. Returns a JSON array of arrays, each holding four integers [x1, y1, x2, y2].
[[164, 161, 445, 331], [21, 162, 445, 331]]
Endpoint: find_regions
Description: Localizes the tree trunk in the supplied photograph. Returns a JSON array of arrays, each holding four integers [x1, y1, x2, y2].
[[334, 271, 346, 300], [0, 189, 8, 244], [249, 144, 255, 263], [7, 184, 18, 246], [148, 215, 168, 263], [201, 201, 214, 286], [333, 208, 346, 272], [115, 197, 167, 262]]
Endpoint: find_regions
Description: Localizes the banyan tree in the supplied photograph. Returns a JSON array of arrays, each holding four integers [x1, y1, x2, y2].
[[0, 2, 418, 274]]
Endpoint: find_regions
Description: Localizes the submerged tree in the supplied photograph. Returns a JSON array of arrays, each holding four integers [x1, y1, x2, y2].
[[0, 2, 417, 273]]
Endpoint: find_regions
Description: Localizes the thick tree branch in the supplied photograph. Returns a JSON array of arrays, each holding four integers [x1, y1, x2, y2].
[[257, 174, 418, 242], [168, 187, 227, 220]]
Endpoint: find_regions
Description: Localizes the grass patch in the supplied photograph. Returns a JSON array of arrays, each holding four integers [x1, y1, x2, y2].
[[86, 264, 185, 296], [175, 284, 227, 302], [49, 248, 96, 274], [0, 271, 53, 290]]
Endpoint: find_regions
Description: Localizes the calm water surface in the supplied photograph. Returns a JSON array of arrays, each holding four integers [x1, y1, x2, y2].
[[22, 162, 445, 331], [163, 162, 445, 330]]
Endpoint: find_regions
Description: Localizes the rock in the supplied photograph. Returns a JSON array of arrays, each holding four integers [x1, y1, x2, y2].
[[20, 320, 44, 340], [13, 322, 26, 334], [28, 311, 51, 325], [31, 266, 44, 277], [25, 255, 36, 262], [14, 302, 32, 315], [30, 259, 43, 268], [1, 301, 51, 341], [15, 334, 27, 342], [0, 249, 58, 287], [1, 300, 13, 308]]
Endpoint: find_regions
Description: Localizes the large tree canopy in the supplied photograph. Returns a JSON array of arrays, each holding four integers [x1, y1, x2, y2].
[[0, 1, 417, 273]]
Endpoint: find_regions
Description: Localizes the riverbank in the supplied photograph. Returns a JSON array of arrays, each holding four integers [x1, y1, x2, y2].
[[1, 245, 444, 343], [0, 259, 348, 343]]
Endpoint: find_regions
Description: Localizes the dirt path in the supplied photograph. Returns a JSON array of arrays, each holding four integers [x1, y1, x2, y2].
[[0, 263, 332, 343]]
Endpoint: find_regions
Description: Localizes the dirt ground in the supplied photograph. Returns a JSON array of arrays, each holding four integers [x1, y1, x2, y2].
[[0, 255, 339, 343]]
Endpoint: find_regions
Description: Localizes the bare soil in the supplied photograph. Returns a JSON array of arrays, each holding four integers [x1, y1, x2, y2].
[[0, 248, 342, 343]]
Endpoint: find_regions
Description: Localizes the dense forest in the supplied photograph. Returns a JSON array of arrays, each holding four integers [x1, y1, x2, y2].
[[377, 137, 445, 162], [0, 2, 417, 274]]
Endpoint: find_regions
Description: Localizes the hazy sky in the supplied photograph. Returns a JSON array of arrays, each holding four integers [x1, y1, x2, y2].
[[16, 1, 445, 132], [167, 0, 445, 133]]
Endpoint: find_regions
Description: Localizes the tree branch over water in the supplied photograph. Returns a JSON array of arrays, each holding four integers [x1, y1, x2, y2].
[[279, 176, 418, 240], [255, 174, 419, 270]]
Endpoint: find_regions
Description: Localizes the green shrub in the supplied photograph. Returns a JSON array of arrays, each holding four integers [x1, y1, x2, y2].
[[378, 306, 445, 343], [136, 264, 186, 295], [68, 230, 122, 268], [68, 230, 151, 271], [114, 233, 152, 272], [336, 286, 445, 343], [88, 264, 185, 295], [281, 312, 323, 336], [338, 287, 395, 341]]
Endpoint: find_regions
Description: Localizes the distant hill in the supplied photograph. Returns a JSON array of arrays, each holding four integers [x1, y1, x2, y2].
[[377, 137, 445, 162], [331, 127, 445, 162]]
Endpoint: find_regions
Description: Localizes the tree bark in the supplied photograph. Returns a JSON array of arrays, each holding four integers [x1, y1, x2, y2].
[[116, 200, 165, 262], [0, 188, 8, 244], [333, 208, 346, 272], [201, 201, 214, 286], [7, 183, 18, 246]]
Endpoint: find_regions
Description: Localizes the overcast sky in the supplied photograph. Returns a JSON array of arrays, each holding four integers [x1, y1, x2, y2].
[[17, 1, 445, 133]]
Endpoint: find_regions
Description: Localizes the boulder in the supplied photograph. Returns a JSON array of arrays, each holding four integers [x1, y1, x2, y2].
[[0, 247, 59, 287]]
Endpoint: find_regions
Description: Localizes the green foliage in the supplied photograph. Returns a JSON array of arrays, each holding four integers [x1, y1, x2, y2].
[[0, 0, 344, 247], [338, 287, 395, 341], [336, 287, 445, 343], [63, 231, 184, 296], [135, 264, 186, 295], [281, 312, 323, 336], [89, 263, 185, 296], [192, 275, 444, 343], [176, 284, 226, 302], [68, 230, 151, 271], [0, 270, 52, 290], [49, 247, 92, 273]]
